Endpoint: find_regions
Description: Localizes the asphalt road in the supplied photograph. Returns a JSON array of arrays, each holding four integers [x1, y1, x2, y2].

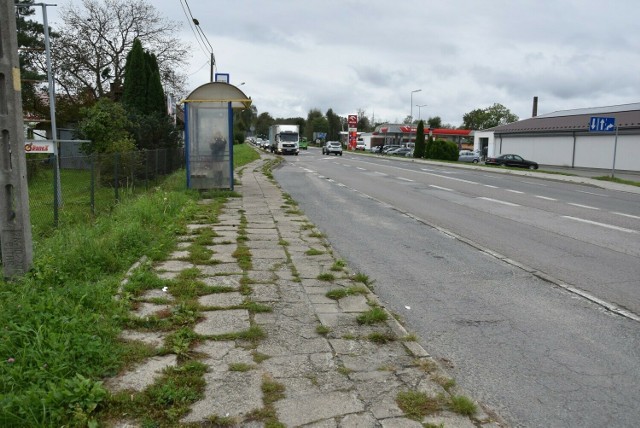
[[272, 149, 640, 427]]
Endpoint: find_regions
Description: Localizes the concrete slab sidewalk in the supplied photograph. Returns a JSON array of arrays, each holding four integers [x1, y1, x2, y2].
[[104, 158, 505, 427]]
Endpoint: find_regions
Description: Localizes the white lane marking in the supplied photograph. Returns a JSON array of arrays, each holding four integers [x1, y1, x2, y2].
[[506, 189, 524, 194], [520, 180, 547, 186], [429, 185, 453, 192], [611, 211, 640, 220], [574, 190, 609, 197], [535, 195, 557, 201], [484, 185, 499, 189], [356, 167, 366, 170], [418, 170, 479, 185], [562, 216, 637, 233], [302, 168, 315, 173], [478, 197, 520, 207], [568, 203, 600, 210], [397, 177, 414, 182], [374, 172, 388, 176], [337, 183, 346, 187]]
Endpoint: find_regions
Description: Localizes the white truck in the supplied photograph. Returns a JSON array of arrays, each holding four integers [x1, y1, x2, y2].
[[269, 124, 299, 155]]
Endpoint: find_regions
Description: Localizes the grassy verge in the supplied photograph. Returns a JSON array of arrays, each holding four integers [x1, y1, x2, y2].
[[0, 145, 257, 427], [593, 175, 640, 187]]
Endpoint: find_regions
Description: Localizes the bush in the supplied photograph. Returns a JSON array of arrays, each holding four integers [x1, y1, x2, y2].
[[428, 139, 458, 161]]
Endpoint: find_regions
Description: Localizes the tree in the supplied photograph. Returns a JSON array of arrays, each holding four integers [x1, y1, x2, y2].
[[15, 1, 52, 122], [462, 103, 518, 130], [255, 112, 274, 137], [357, 109, 372, 132], [425, 134, 434, 159], [77, 98, 135, 154], [305, 109, 326, 141], [121, 39, 147, 112], [413, 121, 426, 159], [427, 116, 442, 129], [51, 0, 188, 103], [326, 109, 342, 141]]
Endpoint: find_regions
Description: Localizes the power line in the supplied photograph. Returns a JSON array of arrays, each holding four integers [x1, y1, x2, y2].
[[179, 0, 216, 75], [179, 0, 209, 58]]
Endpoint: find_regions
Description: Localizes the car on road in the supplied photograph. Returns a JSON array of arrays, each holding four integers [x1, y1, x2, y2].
[[323, 141, 343, 156], [485, 154, 539, 169], [458, 150, 480, 163], [388, 147, 413, 156]]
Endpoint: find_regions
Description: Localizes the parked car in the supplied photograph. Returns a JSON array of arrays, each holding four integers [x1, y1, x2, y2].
[[323, 141, 343, 156], [458, 150, 480, 163], [382, 145, 402, 154], [485, 154, 538, 169], [388, 147, 412, 156], [355, 141, 366, 151]]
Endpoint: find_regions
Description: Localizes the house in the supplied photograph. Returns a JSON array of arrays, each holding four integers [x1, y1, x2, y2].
[[473, 103, 640, 171]]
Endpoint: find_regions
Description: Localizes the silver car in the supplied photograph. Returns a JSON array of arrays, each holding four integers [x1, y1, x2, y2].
[[458, 150, 480, 163], [323, 141, 343, 156]]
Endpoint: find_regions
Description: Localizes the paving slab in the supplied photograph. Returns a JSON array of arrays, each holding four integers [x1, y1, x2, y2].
[[194, 309, 251, 336], [105, 355, 177, 393], [198, 291, 244, 308], [275, 390, 365, 426]]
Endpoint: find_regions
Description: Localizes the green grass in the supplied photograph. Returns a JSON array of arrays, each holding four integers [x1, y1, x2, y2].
[[233, 142, 261, 167], [396, 390, 443, 420], [449, 395, 477, 416], [325, 285, 368, 300], [305, 248, 324, 256], [356, 307, 389, 325], [317, 273, 336, 282], [0, 145, 259, 427], [593, 175, 640, 187]]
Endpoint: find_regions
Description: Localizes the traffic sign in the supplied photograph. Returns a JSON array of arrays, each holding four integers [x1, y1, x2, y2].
[[589, 116, 616, 132]]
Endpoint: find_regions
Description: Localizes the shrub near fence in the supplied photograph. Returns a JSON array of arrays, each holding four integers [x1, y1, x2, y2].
[[27, 148, 185, 238]]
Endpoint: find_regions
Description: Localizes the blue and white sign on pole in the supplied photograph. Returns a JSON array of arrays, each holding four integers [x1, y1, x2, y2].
[[589, 116, 616, 132]]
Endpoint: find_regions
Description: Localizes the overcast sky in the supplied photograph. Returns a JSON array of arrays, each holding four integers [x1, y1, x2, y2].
[[44, 0, 639, 127]]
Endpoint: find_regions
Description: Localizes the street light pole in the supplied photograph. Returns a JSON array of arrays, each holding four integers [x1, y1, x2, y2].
[[410, 89, 422, 123], [416, 104, 427, 121]]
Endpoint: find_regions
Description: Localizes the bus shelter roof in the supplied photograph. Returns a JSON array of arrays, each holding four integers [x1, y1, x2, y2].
[[182, 82, 252, 109]]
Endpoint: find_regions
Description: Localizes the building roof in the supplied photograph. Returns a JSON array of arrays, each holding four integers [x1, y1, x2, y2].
[[488, 102, 640, 134]]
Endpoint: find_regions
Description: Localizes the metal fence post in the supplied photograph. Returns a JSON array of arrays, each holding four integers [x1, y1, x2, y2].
[[90, 153, 95, 215], [53, 154, 59, 227], [114, 152, 120, 202]]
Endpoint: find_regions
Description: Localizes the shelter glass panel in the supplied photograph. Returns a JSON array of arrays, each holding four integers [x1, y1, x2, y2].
[[187, 102, 231, 189]]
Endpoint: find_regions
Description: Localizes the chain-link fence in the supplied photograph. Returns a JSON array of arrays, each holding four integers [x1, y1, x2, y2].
[[26, 148, 185, 238]]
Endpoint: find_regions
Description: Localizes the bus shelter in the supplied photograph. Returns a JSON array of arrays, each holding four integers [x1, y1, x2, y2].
[[183, 82, 251, 190]]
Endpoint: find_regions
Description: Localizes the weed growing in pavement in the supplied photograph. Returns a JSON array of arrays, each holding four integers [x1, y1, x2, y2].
[[241, 301, 272, 313], [317, 272, 336, 282], [233, 245, 252, 270], [356, 307, 389, 325], [330, 259, 346, 271], [261, 375, 286, 405], [207, 415, 238, 426], [325, 285, 368, 300], [337, 365, 353, 376], [309, 231, 325, 238], [278, 239, 289, 246], [184, 242, 215, 264], [252, 351, 271, 363], [316, 325, 331, 336], [300, 223, 314, 230], [396, 390, 443, 420], [107, 361, 207, 425], [593, 175, 640, 187], [352, 272, 373, 285], [367, 332, 396, 344], [433, 374, 456, 391], [229, 362, 254, 372], [305, 248, 324, 256], [165, 327, 198, 359], [449, 395, 477, 416], [401, 334, 418, 341], [285, 208, 303, 215]]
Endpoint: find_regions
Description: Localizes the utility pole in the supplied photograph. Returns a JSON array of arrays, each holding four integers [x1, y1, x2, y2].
[[0, 0, 34, 277]]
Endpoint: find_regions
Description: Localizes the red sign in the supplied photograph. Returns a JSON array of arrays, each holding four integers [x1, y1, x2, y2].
[[348, 114, 358, 128]]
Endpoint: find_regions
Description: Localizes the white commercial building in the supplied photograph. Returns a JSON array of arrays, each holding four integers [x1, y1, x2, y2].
[[473, 103, 640, 172]]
